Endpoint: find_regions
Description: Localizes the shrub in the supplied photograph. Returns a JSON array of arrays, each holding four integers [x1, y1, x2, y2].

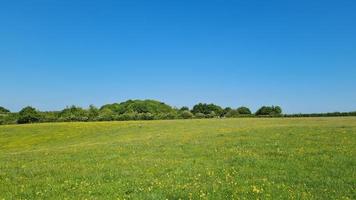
[[225, 110, 240, 118], [256, 106, 282, 116], [180, 111, 193, 119], [237, 106, 252, 115], [97, 108, 115, 121], [138, 113, 154, 120], [222, 107, 232, 117], [161, 112, 178, 120], [179, 106, 190, 112], [206, 111, 217, 118], [192, 103, 224, 116], [40, 111, 59, 122], [116, 113, 134, 121], [18, 106, 41, 124], [194, 113, 206, 119], [59, 106, 89, 122], [101, 100, 175, 115], [88, 105, 99, 121], [0, 106, 10, 114]]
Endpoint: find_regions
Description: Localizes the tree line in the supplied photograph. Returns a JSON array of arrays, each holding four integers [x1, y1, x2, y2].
[[0, 100, 279, 125], [0, 100, 354, 125]]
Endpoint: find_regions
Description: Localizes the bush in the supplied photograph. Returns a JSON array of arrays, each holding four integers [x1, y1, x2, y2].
[[192, 103, 224, 116], [40, 111, 60, 122], [222, 107, 232, 117], [0, 106, 10, 114], [206, 111, 217, 118], [88, 105, 99, 121], [18, 106, 41, 124], [256, 106, 282, 116], [97, 108, 115, 121], [138, 113, 154, 120], [59, 106, 89, 122], [225, 110, 240, 118], [0, 113, 18, 125], [180, 106, 190, 112], [180, 111, 193, 119], [194, 113, 206, 119], [236, 107, 252, 115], [101, 100, 175, 115]]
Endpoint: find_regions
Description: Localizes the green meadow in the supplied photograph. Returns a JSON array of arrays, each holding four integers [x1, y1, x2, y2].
[[0, 118, 355, 199]]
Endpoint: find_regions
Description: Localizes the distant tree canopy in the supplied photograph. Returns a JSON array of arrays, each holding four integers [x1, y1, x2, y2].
[[101, 100, 175, 115], [1, 99, 355, 125], [0, 106, 10, 114], [59, 106, 89, 122], [255, 106, 282, 116], [191, 103, 224, 116], [222, 107, 232, 116], [180, 110, 193, 119], [225, 109, 240, 118], [224, 106, 252, 118], [17, 106, 41, 124], [179, 106, 190, 112], [237, 107, 252, 115]]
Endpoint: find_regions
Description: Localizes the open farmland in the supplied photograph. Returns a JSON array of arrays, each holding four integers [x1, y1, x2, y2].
[[0, 117, 355, 199]]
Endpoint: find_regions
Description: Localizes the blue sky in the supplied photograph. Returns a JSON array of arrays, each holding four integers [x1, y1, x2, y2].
[[1, 0, 355, 113]]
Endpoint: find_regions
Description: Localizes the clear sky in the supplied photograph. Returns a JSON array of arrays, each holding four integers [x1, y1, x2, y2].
[[1, 0, 355, 113]]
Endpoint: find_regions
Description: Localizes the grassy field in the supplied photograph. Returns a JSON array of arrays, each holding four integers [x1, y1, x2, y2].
[[0, 118, 355, 199]]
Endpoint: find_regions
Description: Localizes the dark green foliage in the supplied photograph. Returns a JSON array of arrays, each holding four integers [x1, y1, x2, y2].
[[0, 106, 10, 114], [2, 99, 356, 126], [40, 111, 60, 122], [88, 105, 99, 121], [17, 106, 41, 124], [236, 106, 252, 115], [191, 103, 224, 117], [97, 108, 115, 121], [100, 103, 122, 113], [0, 113, 19, 125], [59, 106, 89, 122], [179, 106, 190, 112], [101, 100, 174, 115], [194, 113, 206, 119], [222, 107, 232, 116], [255, 106, 282, 116], [225, 110, 240, 118], [285, 111, 356, 117]]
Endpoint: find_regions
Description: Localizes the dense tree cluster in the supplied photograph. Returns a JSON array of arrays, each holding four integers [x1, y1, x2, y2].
[[255, 106, 282, 116], [0, 106, 10, 114], [284, 112, 356, 118], [17, 106, 41, 124], [0, 99, 355, 125]]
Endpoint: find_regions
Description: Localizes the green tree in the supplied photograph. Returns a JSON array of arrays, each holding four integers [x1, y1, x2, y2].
[[88, 105, 99, 121], [98, 108, 115, 121], [179, 106, 190, 112], [59, 106, 89, 121], [222, 107, 232, 117], [256, 106, 282, 116], [0, 106, 10, 114], [225, 110, 240, 118], [273, 106, 282, 115], [237, 106, 252, 115], [180, 110, 193, 119], [18, 106, 41, 124], [101, 100, 175, 115], [194, 113, 206, 119], [191, 103, 223, 117]]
